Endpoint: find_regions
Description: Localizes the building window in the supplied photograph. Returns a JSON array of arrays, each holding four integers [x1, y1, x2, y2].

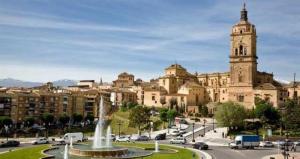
[[163, 80, 165, 85], [239, 45, 243, 55], [238, 95, 244, 102], [152, 96, 155, 101], [235, 48, 238, 56]]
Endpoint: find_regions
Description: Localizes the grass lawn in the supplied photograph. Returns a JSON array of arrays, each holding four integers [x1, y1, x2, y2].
[[0, 143, 197, 159], [0, 145, 50, 159], [110, 111, 163, 135], [110, 111, 138, 135], [115, 142, 197, 159]]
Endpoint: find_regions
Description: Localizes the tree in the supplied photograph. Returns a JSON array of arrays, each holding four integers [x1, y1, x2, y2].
[[169, 97, 178, 110], [40, 113, 54, 125], [159, 108, 168, 128], [120, 101, 128, 112], [127, 102, 137, 109], [72, 113, 83, 124], [280, 99, 300, 132], [24, 117, 35, 127], [59, 114, 70, 127], [85, 114, 94, 123], [129, 106, 151, 135], [199, 105, 209, 117], [215, 102, 247, 130], [254, 99, 280, 127], [160, 96, 166, 106], [167, 109, 177, 126], [40, 113, 54, 138], [0, 116, 13, 127]]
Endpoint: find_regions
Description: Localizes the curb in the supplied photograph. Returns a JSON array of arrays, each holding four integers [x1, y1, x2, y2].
[[40, 145, 59, 159], [160, 143, 213, 159], [187, 147, 213, 159]]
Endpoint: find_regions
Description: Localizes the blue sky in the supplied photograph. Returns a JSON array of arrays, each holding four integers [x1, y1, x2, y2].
[[0, 0, 299, 83]]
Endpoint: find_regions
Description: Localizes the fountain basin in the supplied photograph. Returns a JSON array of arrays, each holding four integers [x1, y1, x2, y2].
[[69, 146, 128, 158]]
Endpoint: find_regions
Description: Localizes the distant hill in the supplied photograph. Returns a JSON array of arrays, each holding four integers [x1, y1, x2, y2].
[[0, 78, 77, 88]]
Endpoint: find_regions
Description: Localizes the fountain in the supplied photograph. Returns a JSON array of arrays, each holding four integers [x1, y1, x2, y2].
[[92, 96, 105, 149], [70, 137, 73, 148], [45, 96, 154, 158], [155, 141, 159, 153], [64, 144, 68, 159], [106, 126, 112, 148]]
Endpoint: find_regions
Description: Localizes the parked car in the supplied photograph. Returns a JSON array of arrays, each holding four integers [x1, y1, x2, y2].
[[193, 142, 209, 150], [179, 119, 188, 124], [170, 137, 186, 144], [116, 136, 130, 142], [155, 133, 166, 140], [136, 135, 149, 141], [0, 140, 20, 147], [170, 130, 180, 136], [259, 141, 274, 147], [32, 137, 49, 145], [178, 130, 186, 136], [294, 141, 300, 146]]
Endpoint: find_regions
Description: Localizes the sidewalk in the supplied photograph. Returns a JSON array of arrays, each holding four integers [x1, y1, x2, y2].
[[194, 127, 231, 146], [262, 153, 300, 159]]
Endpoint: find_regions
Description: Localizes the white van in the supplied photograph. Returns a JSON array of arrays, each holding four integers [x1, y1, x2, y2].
[[63, 132, 85, 143]]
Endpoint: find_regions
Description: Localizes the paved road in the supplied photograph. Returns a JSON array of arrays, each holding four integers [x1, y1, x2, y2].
[[0, 143, 33, 153], [207, 146, 282, 159]]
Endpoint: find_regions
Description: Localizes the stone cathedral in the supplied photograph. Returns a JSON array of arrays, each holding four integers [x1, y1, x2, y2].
[[119, 4, 288, 112]]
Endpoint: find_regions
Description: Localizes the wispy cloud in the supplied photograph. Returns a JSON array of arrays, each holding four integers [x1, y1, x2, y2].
[[0, 0, 299, 82]]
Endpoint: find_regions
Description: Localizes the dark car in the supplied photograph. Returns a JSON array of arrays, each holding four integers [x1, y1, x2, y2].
[[136, 135, 149, 141], [193, 142, 209, 150], [155, 133, 166, 140], [0, 140, 20, 147]]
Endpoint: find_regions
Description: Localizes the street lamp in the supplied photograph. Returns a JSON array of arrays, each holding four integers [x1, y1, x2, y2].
[[150, 121, 153, 138], [203, 119, 206, 136], [212, 117, 215, 132], [192, 123, 195, 142], [4, 125, 9, 141], [117, 122, 122, 137], [282, 132, 290, 159]]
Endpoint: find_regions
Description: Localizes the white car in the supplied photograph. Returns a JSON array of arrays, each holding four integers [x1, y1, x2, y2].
[[116, 136, 130, 142], [259, 141, 274, 147], [170, 130, 180, 136], [294, 141, 300, 146], [170, 137, 186, 144], [32, 137, 49, 145]]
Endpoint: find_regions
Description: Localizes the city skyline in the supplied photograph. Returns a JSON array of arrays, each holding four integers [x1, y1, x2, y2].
[[0, 0, 299, 83]]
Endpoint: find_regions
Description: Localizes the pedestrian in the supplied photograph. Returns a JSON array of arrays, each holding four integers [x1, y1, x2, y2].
[[291, 144, 296, 152], [222, 132, 224, 138]]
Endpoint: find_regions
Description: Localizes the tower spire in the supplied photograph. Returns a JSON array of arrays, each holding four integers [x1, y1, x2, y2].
[[240, 2, 248, 21]]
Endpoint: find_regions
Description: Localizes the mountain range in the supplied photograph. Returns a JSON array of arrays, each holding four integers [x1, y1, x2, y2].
[[0, 78, 77, 88]]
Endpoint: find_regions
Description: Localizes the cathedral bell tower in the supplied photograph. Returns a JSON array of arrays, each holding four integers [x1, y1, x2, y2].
[[228, 3, 257, 107], [230, 3, 257, 87]]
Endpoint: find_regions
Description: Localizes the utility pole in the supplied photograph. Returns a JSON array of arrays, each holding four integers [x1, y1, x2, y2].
[[118, 122, 122, 137], [293, 73, 297, 102], [192, 123, 195, 142], [203, 119, 206, 136]]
